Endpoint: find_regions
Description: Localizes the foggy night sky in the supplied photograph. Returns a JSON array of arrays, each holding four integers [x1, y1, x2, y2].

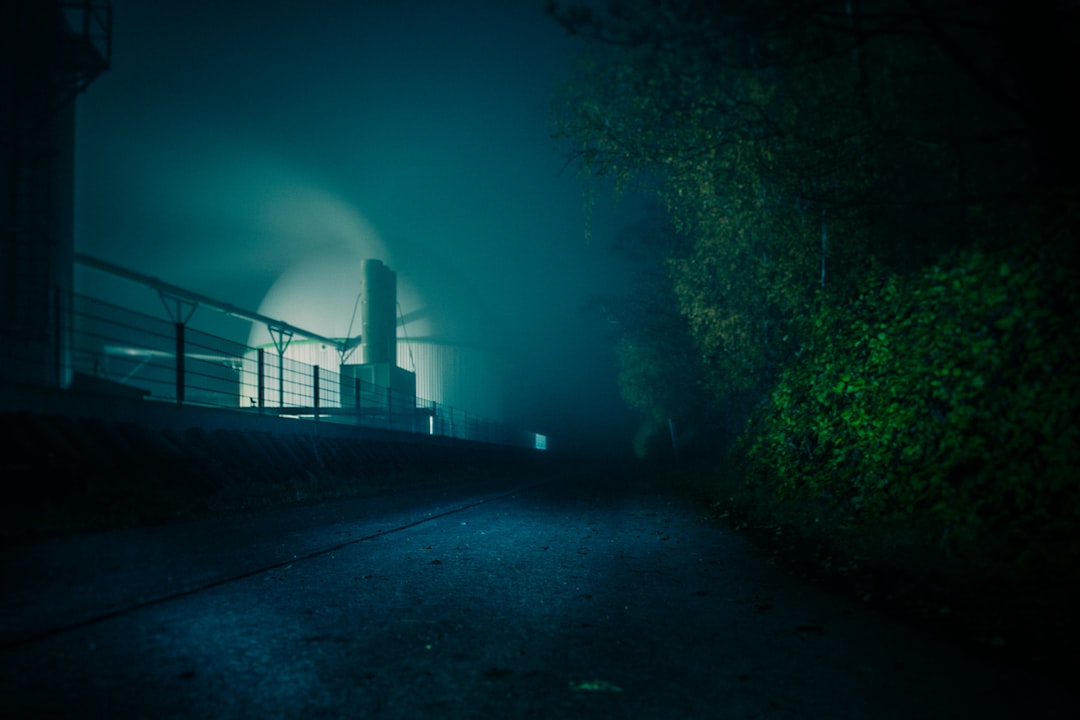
[[73, 0, 641, 450]]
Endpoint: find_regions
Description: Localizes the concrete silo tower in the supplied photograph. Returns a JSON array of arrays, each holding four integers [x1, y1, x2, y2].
[[359, 258, 397, 365], [341, 259, 416, 410], [1, 1, 111, 389]]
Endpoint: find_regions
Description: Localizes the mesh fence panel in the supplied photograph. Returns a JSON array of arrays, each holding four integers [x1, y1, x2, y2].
[[27, 289, 539, 447]]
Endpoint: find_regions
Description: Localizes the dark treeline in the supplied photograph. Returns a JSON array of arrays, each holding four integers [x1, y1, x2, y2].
[[549, 0, 1079, 655]]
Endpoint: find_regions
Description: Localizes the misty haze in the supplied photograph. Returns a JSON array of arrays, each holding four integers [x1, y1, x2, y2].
[[2, 1, 1078, 718]]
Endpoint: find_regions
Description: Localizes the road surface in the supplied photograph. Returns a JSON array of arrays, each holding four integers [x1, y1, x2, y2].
[[1, 470, 1075, 718]]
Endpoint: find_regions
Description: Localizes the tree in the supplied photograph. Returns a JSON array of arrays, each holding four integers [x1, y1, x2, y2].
[[550, 0, 1080, 644], [550, 0, 1077, 407], [550, 1, 874, 400], [592, 214, 710, 458]]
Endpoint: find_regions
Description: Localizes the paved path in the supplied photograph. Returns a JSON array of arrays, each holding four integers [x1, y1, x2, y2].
[[1, 471, 1076, 719]]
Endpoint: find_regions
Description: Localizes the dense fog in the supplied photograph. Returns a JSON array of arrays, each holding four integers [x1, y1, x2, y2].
[[74, 0, 639, 452]]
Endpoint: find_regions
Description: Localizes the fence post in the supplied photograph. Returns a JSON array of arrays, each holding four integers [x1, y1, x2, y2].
[[175, 322, 185, 405], [313, 365, 320, 419], [278, 351, 285, 408], [257, 348, 265, 412]]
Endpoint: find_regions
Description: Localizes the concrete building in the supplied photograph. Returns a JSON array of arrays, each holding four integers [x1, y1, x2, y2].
[[1, 1, 111, 388], [244, 253, 504, 426]]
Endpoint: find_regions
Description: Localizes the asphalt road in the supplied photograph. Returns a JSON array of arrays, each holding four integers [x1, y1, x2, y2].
[[1, 470, 1076, 719]]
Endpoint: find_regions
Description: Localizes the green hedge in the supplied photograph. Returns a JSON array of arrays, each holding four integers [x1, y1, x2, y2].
[[739, 245, 1080, 573]]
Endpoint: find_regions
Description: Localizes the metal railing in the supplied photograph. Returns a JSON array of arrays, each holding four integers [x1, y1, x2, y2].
[[2, 286, 543, 449]]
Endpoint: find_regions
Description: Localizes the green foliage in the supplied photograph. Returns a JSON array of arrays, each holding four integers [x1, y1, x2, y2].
[[556, 43, 871, 394], [616, 335, 675, 421], [550, 1, 1029, 400], [740, 245, 1080, 569], [603, 216, 710, 458], [550, 0, 1080, 649]]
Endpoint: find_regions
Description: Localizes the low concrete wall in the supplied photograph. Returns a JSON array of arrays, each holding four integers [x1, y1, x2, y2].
[[0, 380, 520, 449], [0, 380, 551, 540]]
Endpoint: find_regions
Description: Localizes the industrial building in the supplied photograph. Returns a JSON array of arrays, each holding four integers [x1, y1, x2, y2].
[[1, 1, 527, 448], [244, 253, 505, 426], [1, 1, 111, 389]]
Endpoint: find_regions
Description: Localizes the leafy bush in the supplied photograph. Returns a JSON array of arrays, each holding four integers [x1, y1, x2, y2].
[[739, 244, 1080, 574]]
